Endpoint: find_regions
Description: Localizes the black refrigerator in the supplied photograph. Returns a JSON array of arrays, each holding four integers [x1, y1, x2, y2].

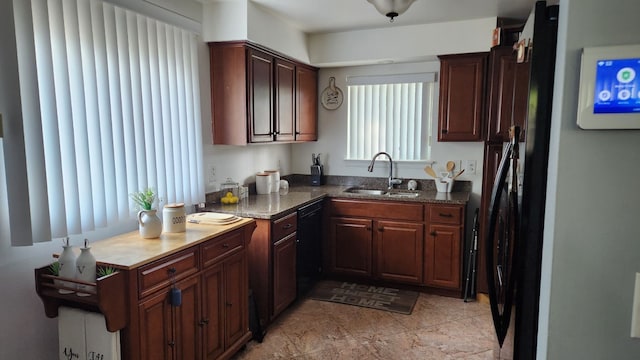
[[485, 1, 559, 359]]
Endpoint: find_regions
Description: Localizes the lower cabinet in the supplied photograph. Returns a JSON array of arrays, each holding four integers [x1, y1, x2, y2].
[[324, 199, 465, 295], [202, 251, 248, 359], [247, 212, 298, 328], [424, 204, 465, 291], [375, 220, 424, 284], [135, 227, 253, 360], [139, 275, 201, 360], [327, 217, 373, 277], [324, 199, 425, 285], [272, 232, 297, 317]]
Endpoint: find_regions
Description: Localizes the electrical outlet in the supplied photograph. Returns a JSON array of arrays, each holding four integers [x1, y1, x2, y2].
[[466, 160, 477, 175]]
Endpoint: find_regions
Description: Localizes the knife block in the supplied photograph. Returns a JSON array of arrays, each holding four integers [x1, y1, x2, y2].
[[310, 164, 323, 186]]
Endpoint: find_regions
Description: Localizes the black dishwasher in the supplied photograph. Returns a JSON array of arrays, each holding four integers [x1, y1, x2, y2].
[[296, 200, 323, 296]]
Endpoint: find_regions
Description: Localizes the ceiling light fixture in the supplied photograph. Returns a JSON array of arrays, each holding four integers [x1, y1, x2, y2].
[[367, 0, 417, 23]]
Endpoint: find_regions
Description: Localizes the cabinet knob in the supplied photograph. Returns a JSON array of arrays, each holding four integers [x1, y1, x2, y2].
[[167, 267, 177, 276], [199, 318, 210, 326], [442, 129, 448, 134], [283, 223, 293, 229], [168, 341, 175, 347], [226, 302, 233, 307], [439, 213, 453, 218], [222, 243, 229, 248], [430, 231, 437, 236]]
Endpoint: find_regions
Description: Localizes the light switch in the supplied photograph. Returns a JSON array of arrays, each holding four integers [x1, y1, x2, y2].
[[631, 273, 640, 338]]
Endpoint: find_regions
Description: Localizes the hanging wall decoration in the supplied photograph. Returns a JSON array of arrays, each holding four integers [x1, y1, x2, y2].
[[321, 77, 343, 110]]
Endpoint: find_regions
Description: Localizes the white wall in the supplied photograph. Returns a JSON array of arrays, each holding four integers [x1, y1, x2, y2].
[[201, 0, 310, 64], [538, 0, 640, 358], [309, 17, 496, 67]]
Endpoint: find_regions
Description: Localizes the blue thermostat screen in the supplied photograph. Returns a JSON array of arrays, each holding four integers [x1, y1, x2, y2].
[[593, 57, 640, 113]]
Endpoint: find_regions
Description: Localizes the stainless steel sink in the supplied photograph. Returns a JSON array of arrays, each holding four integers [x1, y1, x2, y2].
[[386, 191, 420, 198], [344, 187, 387, 195], [344, 187, 420, 198]]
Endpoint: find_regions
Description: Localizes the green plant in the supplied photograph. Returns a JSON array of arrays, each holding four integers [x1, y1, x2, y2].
[[97, 266, 117, 278], [130, 188, 156, 211], [49, 261, 61, 276]]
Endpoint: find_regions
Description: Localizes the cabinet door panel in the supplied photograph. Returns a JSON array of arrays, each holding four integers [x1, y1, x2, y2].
[[438, 53, 487, 141], [487, 47, 517, 142], [139, 291, 174, 360], [248, 49, 274, 143], [173, 276, 201, 360], [202, 265, 224, 359], [296, 66, 318, 141], [272, 232, 297, 318], [275, 59, 295, 142], [425, 224, 462, 290], [224, 251, 248, 347], [327, 217, 372, 276], [375, 220, 424, 284], [513, 61, 531, 141]]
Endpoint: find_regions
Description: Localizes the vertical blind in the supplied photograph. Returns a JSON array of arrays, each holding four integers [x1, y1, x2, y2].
[[4, 0, 203, 246], [346, 73, 435, 161]]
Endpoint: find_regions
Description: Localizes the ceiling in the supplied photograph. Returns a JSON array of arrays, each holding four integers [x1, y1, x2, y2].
[[246, 0, 543, 34]]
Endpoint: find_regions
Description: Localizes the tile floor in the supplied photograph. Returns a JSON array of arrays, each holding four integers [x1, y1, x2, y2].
[[232, 283, 513, 359]]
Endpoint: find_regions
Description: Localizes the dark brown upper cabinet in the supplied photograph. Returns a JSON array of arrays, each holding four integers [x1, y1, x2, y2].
[[209, 41, 318, 145], [486, 46, 531, 142], [437, 52, 488, 142]]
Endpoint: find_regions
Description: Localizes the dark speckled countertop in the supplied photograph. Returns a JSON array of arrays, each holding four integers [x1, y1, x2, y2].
[[201, 177, 471, 220]]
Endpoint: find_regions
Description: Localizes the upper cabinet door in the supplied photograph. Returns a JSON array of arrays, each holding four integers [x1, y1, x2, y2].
[[437, 52, 488, 142], [248, 48, 274, 143], [295, 66, 318, 141], [274, 58, 296, 142], [487, 46, 531, 142]]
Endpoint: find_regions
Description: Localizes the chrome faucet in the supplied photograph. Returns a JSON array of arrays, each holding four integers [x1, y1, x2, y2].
[[368, 151, 402, 190]]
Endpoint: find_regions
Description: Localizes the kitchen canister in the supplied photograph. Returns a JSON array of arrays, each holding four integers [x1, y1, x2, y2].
[[264, 170, 280, 193], [75, 239, 96, 297], [256, 172, 272, 194], [163, 203, 186, 233]]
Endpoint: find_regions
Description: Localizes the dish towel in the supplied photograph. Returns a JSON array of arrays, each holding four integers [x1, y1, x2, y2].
[[85, 311, 121, 360], [58, 307, 121, 360], [58, 307, 86, 360]]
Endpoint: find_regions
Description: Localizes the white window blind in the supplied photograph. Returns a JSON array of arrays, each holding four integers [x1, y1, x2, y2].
[[346, 73, 434, 161], [3, 0, 203, 246]]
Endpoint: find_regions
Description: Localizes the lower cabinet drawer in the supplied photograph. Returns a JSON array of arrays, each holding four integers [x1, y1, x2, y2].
[[427, 204, 463, 224], [138, 248, 199, 298], [201, 229, 244, 267], [272, 212, 297, 241]]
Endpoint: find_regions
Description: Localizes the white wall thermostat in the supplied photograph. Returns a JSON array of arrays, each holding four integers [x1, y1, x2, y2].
[[577, 44, 640, 129]]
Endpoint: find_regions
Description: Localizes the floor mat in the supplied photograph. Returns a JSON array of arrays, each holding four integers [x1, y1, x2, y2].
[[309, 280, 418, 315]]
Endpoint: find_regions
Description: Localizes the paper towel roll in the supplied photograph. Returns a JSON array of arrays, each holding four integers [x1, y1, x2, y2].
[[59, 307, 86, 360]]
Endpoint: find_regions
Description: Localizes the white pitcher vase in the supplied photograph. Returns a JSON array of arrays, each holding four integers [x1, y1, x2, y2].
[[138, 209, 162, 238]]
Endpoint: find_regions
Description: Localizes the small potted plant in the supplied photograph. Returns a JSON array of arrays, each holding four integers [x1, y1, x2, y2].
[[97, 265, 118, 279], [130, 188, 162, 238]]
